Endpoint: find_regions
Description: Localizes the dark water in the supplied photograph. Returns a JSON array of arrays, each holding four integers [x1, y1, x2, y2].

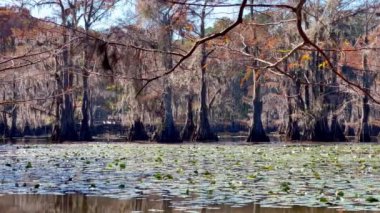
[[0, 194, 377, 213]]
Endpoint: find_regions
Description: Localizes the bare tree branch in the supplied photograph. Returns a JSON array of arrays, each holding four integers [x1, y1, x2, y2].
[[135, 0, 250, 96]]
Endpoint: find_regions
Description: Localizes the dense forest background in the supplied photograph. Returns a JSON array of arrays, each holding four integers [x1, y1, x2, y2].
[[0, 0, 379, 142]]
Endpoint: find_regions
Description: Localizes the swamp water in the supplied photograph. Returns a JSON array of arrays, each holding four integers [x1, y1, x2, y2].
[[0, 143, 380, 212]]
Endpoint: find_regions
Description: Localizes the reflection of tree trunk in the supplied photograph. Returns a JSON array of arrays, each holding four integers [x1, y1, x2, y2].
[[162, 199, 172, 213], [81, 195, 88, 213], [133, 196, 143, 211], [359, 53, 371, 142], [247, 74, 269, 142], [181, 93, 195, 141]]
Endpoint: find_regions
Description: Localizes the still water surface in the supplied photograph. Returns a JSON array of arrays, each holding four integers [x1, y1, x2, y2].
[[0, 194, 377, 213]]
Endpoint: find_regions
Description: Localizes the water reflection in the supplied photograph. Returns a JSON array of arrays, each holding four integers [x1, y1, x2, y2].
[[0, 194, 377, 213]]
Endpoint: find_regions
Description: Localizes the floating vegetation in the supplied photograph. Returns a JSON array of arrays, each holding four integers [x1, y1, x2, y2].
[[0, 143, 380, 211], [25, 162, 32, 169]]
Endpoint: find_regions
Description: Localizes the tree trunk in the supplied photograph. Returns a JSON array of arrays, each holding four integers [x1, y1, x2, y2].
[[245, 8, 268, 142], [89, 92, 94, 130], [309, 90, 332, 142], [286, 84, 301, 141], [23, 121, 32, 136], [1, 92, 9, 138], [59, 89, 77, 140], [10, 111, 18, 139], [80, 32, 93, 141], [359, 96, 371, 142], [344, 102, 355, 136], [59, 28, 77, 141], [52, 58, 62, 142], [193, 48, 218, 142], [0, 114, 6, 138], [303, 51, 335, 142], [155, 15, 180, 143], [193, 5, 217, 142], [330, 114, 346, 141], [247, 75, 269, 142], [10, 76, 18, 139], [2, 116, 8, 138], [80, 72, 92, 140], [329, 52, 346, 142], [155, 83, 181, 143], [51, 96, 61, 141], [304, 70, 311, 110], [181, 93, 195, 141], [359, 53, 371, 142], [128, 117, 149, 141], [311, 116, 330, 141]]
